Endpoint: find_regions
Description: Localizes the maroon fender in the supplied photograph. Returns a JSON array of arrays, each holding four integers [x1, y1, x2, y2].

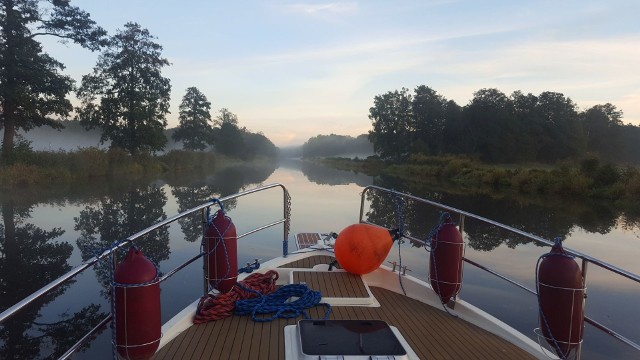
[[114, 247, 161, 360], [537, 243, 584, 358], [204, 210, 238, 293], [429, 219, 463, 304]]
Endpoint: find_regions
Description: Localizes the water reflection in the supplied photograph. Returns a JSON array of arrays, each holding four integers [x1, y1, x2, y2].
[[74, 186, 171, 297], [0, 199, 106, 359], [297, 159, 372, 186], [0, 159, 638, 359], [167, 162, 277, 242], [365, 175, 640, 251]]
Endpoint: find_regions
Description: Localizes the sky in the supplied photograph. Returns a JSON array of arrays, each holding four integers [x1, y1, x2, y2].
[[42, 0, 640, 147]]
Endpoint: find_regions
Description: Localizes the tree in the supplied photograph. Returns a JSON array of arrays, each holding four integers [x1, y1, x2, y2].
[[212, 108, 243, 156], [214, 107, 238, 127], [581, 103, 623, 160], [215, 121, 244, 157], [242, 131, 277, 159], [368, 88, 413, 160], [172, 87, 214, 150], [412, 85, 447, 155], [535, 91, 585, 161], [441, 100, 464, 154], [0, 0, 106, 162], [77, 22, 171, 154], [465, 88, 516, 162], [510, 90, 541, 161]]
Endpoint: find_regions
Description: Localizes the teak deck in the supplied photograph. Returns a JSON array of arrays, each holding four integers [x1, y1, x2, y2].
[[153, 255, 537, 360]]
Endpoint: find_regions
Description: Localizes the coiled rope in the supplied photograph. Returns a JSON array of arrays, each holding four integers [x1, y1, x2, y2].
[[235, 283, 331, 322], [194, 270, 331, 323], [194, 270, 279, 323]]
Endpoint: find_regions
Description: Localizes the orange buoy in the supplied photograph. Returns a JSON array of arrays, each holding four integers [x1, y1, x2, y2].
[[334, 223, 393, 275], [537, 239, 585, 358], [114, 247, 161, 360], [429, 214, 463, 304], [204, 209, 238, 293]]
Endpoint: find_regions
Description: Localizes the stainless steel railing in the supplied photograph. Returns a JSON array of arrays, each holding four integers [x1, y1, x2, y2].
[[0, 183, 291, 359], [359, 185, 640, 352]]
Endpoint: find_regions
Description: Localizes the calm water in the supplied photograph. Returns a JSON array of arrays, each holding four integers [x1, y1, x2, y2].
[[1, 159, 639, 359]]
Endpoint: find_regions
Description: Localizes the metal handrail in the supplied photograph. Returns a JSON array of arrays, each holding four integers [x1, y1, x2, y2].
[[0, 183, 290, 326], [359, 185, 640, 352]]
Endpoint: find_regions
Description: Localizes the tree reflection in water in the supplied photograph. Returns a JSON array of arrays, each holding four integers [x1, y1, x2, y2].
[[168, 162, 277, 243], [364, 176, 640, 251], [75, 185, 170, 297], [1, 200, 106, 359]]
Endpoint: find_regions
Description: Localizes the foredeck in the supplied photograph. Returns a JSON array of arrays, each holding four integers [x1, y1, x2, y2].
[[153, 255, 538, 360]]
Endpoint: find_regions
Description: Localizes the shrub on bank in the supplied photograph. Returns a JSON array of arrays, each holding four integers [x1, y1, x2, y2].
[[0, 148, 219, 188], [318, 155, 638, 201]]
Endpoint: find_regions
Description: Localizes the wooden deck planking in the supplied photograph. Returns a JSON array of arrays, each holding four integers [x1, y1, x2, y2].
[[292, 271, 368, 298], [279, 254, 338, 269], [154, 255, 536, 360], [154, 286, 537, 360]]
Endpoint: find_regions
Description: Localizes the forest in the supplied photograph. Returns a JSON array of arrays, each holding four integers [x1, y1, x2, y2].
[[368, 86, 639, 165], [0, 1, 276, 166]]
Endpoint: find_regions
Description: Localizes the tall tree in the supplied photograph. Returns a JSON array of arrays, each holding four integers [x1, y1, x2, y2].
[[441, 100, 465, 154], [172, 87, 214, 150], [412, 85, 446, 155], [581, 103, 623, 160], [214, 107, 238, 127], [368, 88, 413, 160], [509, 90, 541, 161], [77, 22, 171, 154], [465, 88, 516, 162], [212, 108, 243, 156], [0, 0, 106, 162], [535, 91, 585, 161], [242, 131, 277, 159]]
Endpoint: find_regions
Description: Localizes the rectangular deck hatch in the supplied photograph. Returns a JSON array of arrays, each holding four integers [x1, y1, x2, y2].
[[299, 320, 407, 357]]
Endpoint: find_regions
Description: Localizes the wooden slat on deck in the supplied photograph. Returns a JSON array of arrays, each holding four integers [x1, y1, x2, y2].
[[292, 271, 368, 298], [154, 286, 537, 360], [279, 254, 339, 269]]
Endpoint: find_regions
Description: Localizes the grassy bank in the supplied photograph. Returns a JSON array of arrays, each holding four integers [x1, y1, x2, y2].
[[0, 148, 221, 188], [319, 154, 640, 200]]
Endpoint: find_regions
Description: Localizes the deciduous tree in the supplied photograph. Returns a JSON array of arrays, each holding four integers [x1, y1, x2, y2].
[[0, 0, 106, 162], [172, 87, 214, 150], [211, 108, 242, 156], [412, 85, 446, 155], [368, 88, 413, 160], [77, 22, 171, 154]]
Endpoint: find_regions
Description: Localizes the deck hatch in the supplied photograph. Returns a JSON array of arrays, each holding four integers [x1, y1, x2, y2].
[[298, 319, 407, 356]]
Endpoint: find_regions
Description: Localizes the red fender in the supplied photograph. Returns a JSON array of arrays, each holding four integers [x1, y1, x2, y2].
[[114, 247, 161, 360], [429, 219, 463, 304], [537, 242, 584, 358], [204, 210, 238, 293]]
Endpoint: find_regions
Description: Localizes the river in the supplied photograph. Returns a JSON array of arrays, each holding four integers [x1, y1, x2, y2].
[[1, 159, 638, 359]]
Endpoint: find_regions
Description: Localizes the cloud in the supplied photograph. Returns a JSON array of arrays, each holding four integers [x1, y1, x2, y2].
[[285, 2, 358, 16]]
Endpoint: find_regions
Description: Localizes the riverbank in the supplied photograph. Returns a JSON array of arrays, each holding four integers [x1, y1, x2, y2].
[[317, 154, 640, 200], [0, 148, 243, 188]]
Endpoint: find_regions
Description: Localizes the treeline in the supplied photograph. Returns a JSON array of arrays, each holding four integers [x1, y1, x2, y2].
[[0, 2, 275, 165], [369, 86, 639, 164], [302, 134, 373, 158]]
